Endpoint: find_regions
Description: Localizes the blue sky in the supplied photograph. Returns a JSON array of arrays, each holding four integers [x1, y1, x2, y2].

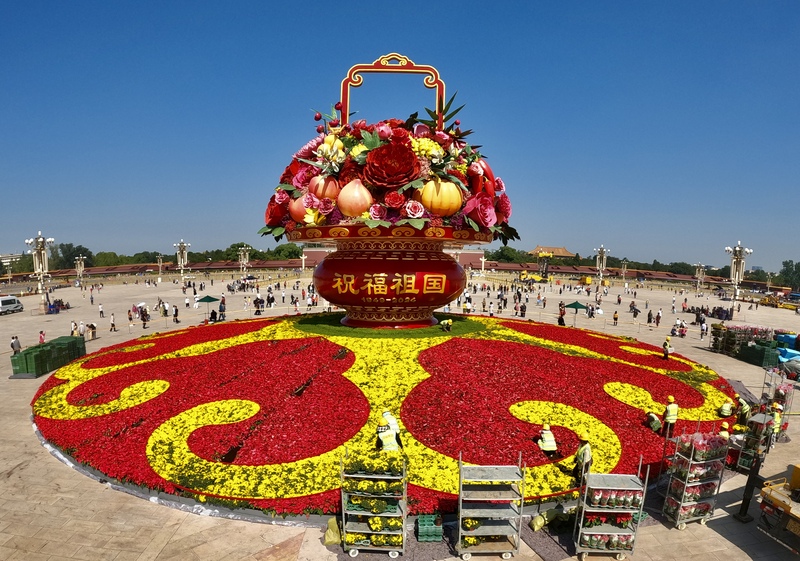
[[1, 1, 797, 272]]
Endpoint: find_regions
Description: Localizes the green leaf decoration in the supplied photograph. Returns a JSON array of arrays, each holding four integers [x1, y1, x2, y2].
[[278, 184, 297, 192], [297, 157, 326, 171], [465, 216, 480, 232], [397, 179, 423, 194], [360, 131, 383, 150], [364, 219, 392, 229]]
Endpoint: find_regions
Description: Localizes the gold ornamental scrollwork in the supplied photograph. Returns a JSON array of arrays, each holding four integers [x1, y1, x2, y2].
[[424, 227, 446, 239], [452, 231, 470, 240], [287, 231, 302, 241], [329, 227, 352, 238], [356, 227, 381, 238], [390, 227, 416, 238], [305, 229, 323, 239]]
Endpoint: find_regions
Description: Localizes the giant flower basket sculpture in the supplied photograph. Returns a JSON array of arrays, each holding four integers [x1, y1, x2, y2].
[[260, 54, 518, 327]]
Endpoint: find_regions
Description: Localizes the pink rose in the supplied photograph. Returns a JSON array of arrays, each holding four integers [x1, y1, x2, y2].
[[412, 123, 431, 137], [495, 192, 512, 223], [463, 192, 497, 228], [318, 197, 335, 215], [275, 189, 290, 205], [375, 123, 392, 140], [403, 200, 425, 219], [494, 177, 506, 193], [303, 192, 320, 209], [369, 204, 387, 221]]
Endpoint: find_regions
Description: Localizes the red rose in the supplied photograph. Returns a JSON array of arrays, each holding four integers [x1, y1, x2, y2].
[[391, 128, 410, 145], [495, 193, 512, 223], [463, 192, 497, 228], [384, 190, 406, 209], [363, 142, 421, 190], [264, 194, 288, 226]]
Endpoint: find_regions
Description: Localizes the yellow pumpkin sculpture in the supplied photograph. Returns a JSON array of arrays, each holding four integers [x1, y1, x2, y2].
[[413, 177, 464, 217]]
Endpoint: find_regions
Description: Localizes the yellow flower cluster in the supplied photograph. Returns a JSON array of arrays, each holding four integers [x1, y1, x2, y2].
[[410, 136, 444, 163]]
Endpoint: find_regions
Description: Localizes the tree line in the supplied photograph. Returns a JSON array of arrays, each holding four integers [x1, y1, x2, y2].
[[483, 246, 800, 291], [2, 243, 303, 275]]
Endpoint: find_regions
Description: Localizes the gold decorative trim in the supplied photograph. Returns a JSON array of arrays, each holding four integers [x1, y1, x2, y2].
[[424, 227, 446, 238], [356, 227, 381, 237], [390, 227, 416, 238], [329, 227, 351, 238]]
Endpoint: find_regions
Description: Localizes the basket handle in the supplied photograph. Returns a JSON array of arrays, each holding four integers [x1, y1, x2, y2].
[[340, 53, 445, 129]]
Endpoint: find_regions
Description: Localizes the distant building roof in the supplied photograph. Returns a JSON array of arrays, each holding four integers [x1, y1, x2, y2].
[[529, 246, 576, 258]]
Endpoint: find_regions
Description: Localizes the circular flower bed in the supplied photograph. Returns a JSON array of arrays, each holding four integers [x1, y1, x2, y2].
[[31, 314, 736, 515]]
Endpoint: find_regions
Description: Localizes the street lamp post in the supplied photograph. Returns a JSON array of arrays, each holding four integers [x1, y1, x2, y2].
[[594, 245, 609, 286], [173, 239, 190, 283], [480, 256, 486, 275], [74, 254, 85, 288], [156, 254, 163, 278], [25, 231, 55, 314], [621, 259, 628, 288], [724, 241, 752, 318], [694, 263, 705, 293], [301, 253, 307, 272], [238, 245, 251, 276]]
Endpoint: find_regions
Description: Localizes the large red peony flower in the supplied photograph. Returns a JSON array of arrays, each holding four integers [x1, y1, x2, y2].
[[363, 142, 421, 190], [264, 194, 288, 226]]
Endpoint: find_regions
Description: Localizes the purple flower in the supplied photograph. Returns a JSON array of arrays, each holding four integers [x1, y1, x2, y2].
[[302, 192, 321, 209], [318, 198, 335, 215]]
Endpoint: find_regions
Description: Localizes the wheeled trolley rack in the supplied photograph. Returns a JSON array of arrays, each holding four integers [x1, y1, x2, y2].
[[456, 453, 524, 560]]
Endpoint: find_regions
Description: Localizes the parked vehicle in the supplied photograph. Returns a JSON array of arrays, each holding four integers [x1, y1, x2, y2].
[[0, 296, 24, 314]]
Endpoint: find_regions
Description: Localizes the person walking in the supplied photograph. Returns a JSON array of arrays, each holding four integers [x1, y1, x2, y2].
[[70, 320, 78, 337], [613, 311, 619, 326], [39, 331, 46, 344], [10, 336, 22, 354], [663, 395, 679, 439], [78, 321, 86, 338], [98, 303, 104, 318], [173, 305, 180, 323], [655, 308, 662, 327], [110, 313, 117, 332]]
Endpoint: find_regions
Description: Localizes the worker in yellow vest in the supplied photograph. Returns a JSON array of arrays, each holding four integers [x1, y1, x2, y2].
[[375, 418, 399, 452], [645, 411, 662, 433], [769, 403, 783, 449], [663, 395, 679, 439], [734, 393, 751, 424], [718, 398, 733, 417], [719, 421, 730, 441], [537, 424, 558, 458], [572, 432, 592, 479], [382, 409, 403, 449]]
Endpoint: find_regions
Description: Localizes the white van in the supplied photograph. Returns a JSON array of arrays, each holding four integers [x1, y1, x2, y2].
[[0, 296, 24, 314]]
